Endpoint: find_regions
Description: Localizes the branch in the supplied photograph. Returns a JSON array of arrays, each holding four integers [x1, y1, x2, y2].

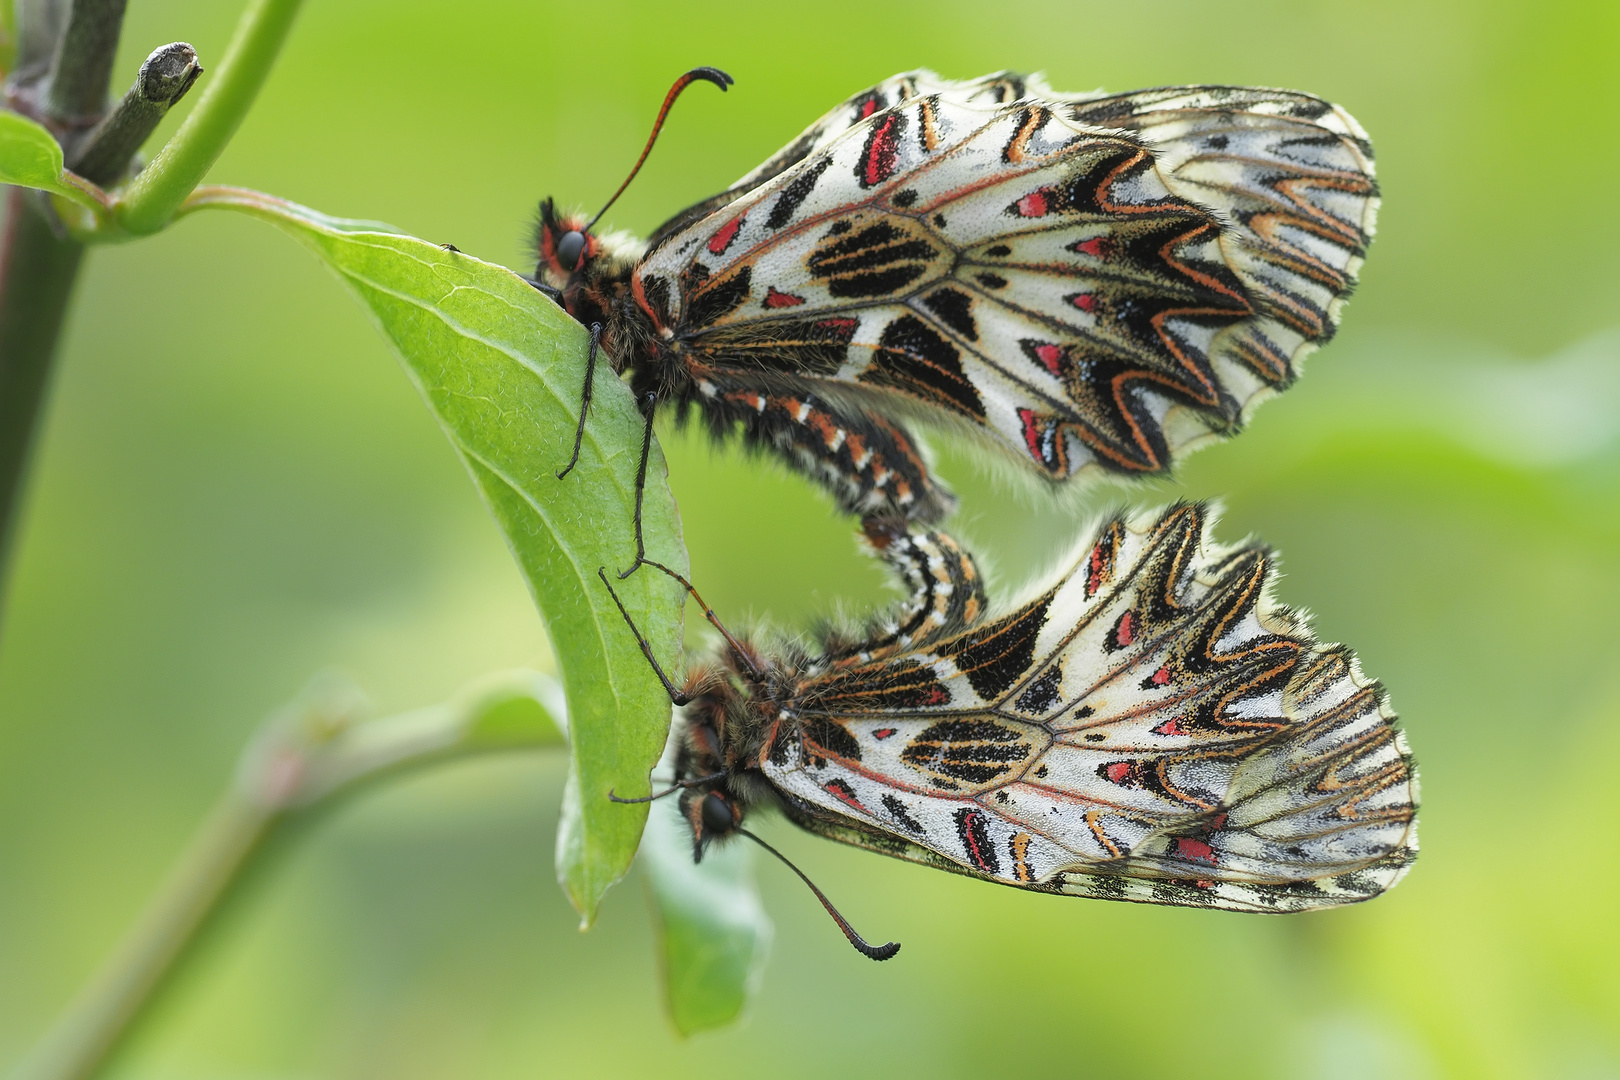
[[13, 0, 69, 78], [115, 0, 304, 235], [41, 0, 126, 124], [69, 42, 201, 186], [11, 670, 567, 1080], [0, 188, 83, 630]]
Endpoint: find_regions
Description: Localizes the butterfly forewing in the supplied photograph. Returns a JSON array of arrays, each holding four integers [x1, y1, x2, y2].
[[644, 70, 1046, 254], [1067, 86, 1378, 386], [762, 505, 1416, 912], [636, 73, 1375, 491]]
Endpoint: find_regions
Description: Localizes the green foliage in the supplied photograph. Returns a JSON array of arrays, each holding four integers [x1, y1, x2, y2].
[[641, 795, 772, 1035], [186, 189, 688, 924], [0, 111, 104, 209]]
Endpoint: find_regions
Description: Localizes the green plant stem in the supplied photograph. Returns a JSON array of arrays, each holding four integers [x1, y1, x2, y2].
[[115, 0, 303, 235], [15, 1, 71, 76], [0, 188, 82, 625], [70, 41, 202, 186], [12, 795, 277, 1080], [42, 0, 126, 123]]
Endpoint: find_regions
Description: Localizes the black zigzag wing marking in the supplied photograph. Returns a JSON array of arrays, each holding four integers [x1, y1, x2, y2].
[[1064, 85, 1377, 383], [633, 74, 1375, 495], [759, 506, 1416, 913], [640, 97, 1270, 483]]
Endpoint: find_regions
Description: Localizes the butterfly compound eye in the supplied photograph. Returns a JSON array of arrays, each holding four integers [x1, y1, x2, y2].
[[700, 792, 735, 835], [556, 229, 587, 271]]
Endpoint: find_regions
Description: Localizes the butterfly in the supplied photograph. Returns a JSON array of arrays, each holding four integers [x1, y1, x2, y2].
[[605, 504, 1418, 958], [537, 69, 1378, 568]]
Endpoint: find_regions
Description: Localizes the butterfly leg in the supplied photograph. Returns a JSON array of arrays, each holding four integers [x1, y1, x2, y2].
[[596, 566, 691, 706], [698, 379, 956, 523], [556, 322, 603, 480], [520, 273, 565, 306], [616, 390, 658, 580]]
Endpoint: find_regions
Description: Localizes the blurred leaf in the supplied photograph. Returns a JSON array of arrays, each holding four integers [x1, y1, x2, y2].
[[0, 110, 105, 209], [640, 796, 771, 1036], [188, 187, 687, 924]]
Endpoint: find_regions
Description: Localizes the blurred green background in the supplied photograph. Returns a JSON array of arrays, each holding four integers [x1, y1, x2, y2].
[[3, 0, 1618, 1076]]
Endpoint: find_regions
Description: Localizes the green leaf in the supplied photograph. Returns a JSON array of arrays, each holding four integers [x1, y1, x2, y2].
[[190, 187, 687, 924], [0, 111, 105, 209], [641, 797, 772, 1035]]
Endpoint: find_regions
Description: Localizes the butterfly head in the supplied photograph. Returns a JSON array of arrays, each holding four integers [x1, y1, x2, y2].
[[682, 787, 743, 862], [534, 197, 600, 288]]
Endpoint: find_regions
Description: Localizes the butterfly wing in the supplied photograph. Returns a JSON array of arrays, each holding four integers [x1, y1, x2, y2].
[[1065, 85, 1378, 384], [764, 506, 1416, 912], [644, 70, 1047, 253], [637, 81, 1375, 488]]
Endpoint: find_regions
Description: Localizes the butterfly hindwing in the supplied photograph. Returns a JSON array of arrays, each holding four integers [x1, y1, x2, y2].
[[762, 505, 1416, 912]]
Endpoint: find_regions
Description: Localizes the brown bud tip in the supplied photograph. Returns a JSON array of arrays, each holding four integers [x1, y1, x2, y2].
[[138, 43, 203, 106]]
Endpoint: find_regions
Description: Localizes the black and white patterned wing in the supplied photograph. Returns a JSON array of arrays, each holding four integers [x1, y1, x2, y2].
[[1065, 85, 1378, 388], [766, 506, 1417, 912], [645, 70, 1044, 252], [636, 81, 1376, 486]]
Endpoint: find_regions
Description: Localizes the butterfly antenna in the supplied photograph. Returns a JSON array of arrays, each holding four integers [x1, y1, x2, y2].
[[638, 558, 763, 679], [585, 67, 734, 232], [598, 567, 690, 706], [608, 770, 727, 804], [738, 827, 900, 961]]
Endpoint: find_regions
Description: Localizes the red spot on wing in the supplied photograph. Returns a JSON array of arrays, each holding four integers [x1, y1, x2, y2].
[[814, 317, 858, 341], [763, 285, 806, 308], [1151, 666, 1171, 686], [1152, 717, 1185, 737], [1073, 236, 1115, 259], [864, 114, 901, 187], [1034, 343, 1065, 376], [824, 778, 869, 814], [1070, 293, 1097, 314], [1015, 190, 1051, 217], [957, 809, 997, 873], [1113, 609, 1136, 647], [873, 728, 897, 740], [923, 686, 950, 706], [1086, 543, 1107, 597], [1104, 762, 1132, 784], [707, 214, 745, 255], [859, 96, 879, 119], [1175, 838, 1217, 866], [1018, 408, 1064, 472]]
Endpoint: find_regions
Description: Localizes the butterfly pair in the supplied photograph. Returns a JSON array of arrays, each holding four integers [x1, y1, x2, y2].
[[541, 70, 1414, 955]]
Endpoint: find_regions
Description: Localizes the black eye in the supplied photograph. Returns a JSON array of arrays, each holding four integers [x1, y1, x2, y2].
[[700, 792, 734, 834], [556, 229, 586, 270]]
